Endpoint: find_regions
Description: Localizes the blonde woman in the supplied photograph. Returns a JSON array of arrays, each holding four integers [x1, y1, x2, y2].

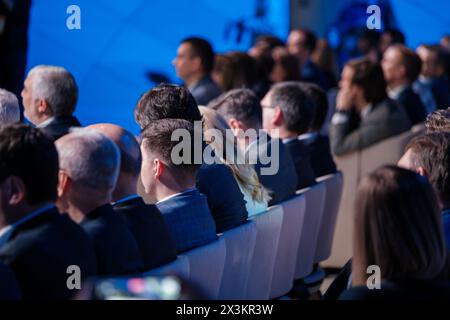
[[199, 106, 271, 217]]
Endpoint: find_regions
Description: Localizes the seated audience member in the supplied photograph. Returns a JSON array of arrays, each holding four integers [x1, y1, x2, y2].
[[414, 44, 450, 113], [340, 166, 450, 300], [140, 119, 217, 253], [0, 88, 20, 127], [382, 44, 427, 125], [209, 88, 298, 204], [135, 84, 248, 233], [55, 128, 143, 276], [261, 82, 317, 190], [398, 133, 450, 247], [299, 82, 337, 177], [0, 260, 21, 300], [199, 106, 270, 217], [379, 29, 406, 54], [0, 124, 96, 299], [287, 29, 329, 90], [88, 123, 177, 270], [270, 47, 301, 83], [21, 65, 81, 140], [425, 108, 450, 133], [311, 39, 338, 89], [173, 37, 222, 105], [329, 58, 411, 156]]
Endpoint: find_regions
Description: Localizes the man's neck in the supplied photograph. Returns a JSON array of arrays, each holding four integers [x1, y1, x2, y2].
[[112, 178, 139, 203], [1, 202, 52, 227], [34, 114, 53, 126], [388, 79, 409, 91], [155, 184, 195, 203], [184, 73, 206, 88]]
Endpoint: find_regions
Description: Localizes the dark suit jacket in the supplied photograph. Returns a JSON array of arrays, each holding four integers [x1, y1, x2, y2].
[[0, 261, 21, 300], [188, 75, 222, 106], [283, 138, 317, 190], [443, 210, 450, 249], [302, 60, 330, 90], [431, 76, 450, 110], [395, 86, 427, 125], [80, 204, 143, 276], [329, 98, 412, 156], [303, 134, 337, 178], [246, 133, 297, 205], [0, 207, 97, 299], [156, 189, 218, 253], [40, 115, 81, 141], [113, 196, 177, 270], [196, 162, 248, 233]]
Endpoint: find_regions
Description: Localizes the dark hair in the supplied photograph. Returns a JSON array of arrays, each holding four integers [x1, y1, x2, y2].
[[422, 44, 448, 69], [384, 29, 406, 45], [181, 37, 215, 74], [208, 89, 262, 127], [135, 84, 202, 130], [0, 123, 58, 205], [406, 133, 450, 207], [426, 108, 450, 133], [297, 82, 328, 131], [268, 82, 315, 134], [141, 119, 201, 177], [293, 29, 317, 53], [347, 58, 387, 104], [392, 44, 422, 82], [353, 165, 446, 285], [271, 48, 301, 82], [118, 130, 142, 178], [253, 35, 284, 49]]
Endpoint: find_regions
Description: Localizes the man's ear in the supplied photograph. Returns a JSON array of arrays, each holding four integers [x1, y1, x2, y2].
[[5, 176, 26, 206], [36, 98, 50, 115], [57, 171, 71, 197], [272, 106, 283, 126], [416, 166, 429, 178], [228, 118, 246, 136], [191, 56, 202, 73], [153, 158, 164, 180]]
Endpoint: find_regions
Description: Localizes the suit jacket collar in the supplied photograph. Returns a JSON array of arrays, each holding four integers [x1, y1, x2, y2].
[[112, 195, 145, 208], [7, 206, 60, 241], [83, 203, 115, 221]]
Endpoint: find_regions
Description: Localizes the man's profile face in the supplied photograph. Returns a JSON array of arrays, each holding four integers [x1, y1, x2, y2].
[[173, 43, 195, 81], [382, 47, 403, 84], [140, 142, 157, 197], [21, 76, 40, 125], [261, 91, 277, 134]]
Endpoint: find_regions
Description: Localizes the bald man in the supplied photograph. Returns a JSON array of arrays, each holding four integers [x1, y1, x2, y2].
[[88, 124, 177, 270]]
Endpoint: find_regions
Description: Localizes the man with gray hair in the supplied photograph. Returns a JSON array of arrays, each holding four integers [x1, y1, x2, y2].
[[21, 65, 81, 140], [0, 89, 20, 126], [55, 128, 143, 276]]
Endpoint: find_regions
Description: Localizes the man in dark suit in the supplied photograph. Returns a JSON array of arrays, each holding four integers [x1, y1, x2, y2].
[[140, 119, 217, 253], [55, 128, 143, 276], [21, 65, 82, 140], [398, 132, 450, 248], [382, 44, 427, 125], [0, 261, 21, 300], [329, 58, 411, 156], [135, 84, 248, 233], [209, 88, 298, 204], [89, 123, 177, 270], [261, 82, 317, 190], [299, 83, 337, 178], [0, 124, 97, 299], [173, 37, 222, 105]]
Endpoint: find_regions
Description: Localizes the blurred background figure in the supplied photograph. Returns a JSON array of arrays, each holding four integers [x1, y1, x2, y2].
[[379, 28, 406, 55], [270, 47, 301, 83], [0, 88, 20, 127]]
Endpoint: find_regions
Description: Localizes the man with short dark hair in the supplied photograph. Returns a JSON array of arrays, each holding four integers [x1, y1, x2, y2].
[[89, 123, 177, 270], [135, 84, 248, 233], [209, 88, 298, 204], [287, 29, 328, 89], [261, 82, 316, 190], [21, 65, 81, 140], [173, 37, 222, 105], [397, 132, 450, 247], [299, 83, 337, 177], [382, 44, 427, 125], [140, 119, 217, 253], [329, 58, 411, 156], [0, 124, 96, 299], [425, 108, 450, 133], [56, 128, 143, 276]]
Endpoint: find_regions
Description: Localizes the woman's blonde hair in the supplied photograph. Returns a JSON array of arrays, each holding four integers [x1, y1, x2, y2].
[[199, 106, 271, 204]]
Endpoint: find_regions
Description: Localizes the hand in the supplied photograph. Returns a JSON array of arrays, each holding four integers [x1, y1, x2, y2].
[[336, 88, 356, 111]]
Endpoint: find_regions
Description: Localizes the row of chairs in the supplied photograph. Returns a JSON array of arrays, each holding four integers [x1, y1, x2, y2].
[[145, 172, 343, 299]]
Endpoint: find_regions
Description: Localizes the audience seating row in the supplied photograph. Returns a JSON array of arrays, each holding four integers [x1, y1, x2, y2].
[[142, 172, 343, 299], [324, 124, 425, 268]]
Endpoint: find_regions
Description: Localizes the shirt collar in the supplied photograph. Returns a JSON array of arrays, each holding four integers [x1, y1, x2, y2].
[[112, 194, 140, 206], [298, 132, 318, 143], [387, 84, 407, 100], [0, 204, 54, 247], [282, 136, 298, 144], [37, 117, 55, 128], [156, 187, 197, 205]]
